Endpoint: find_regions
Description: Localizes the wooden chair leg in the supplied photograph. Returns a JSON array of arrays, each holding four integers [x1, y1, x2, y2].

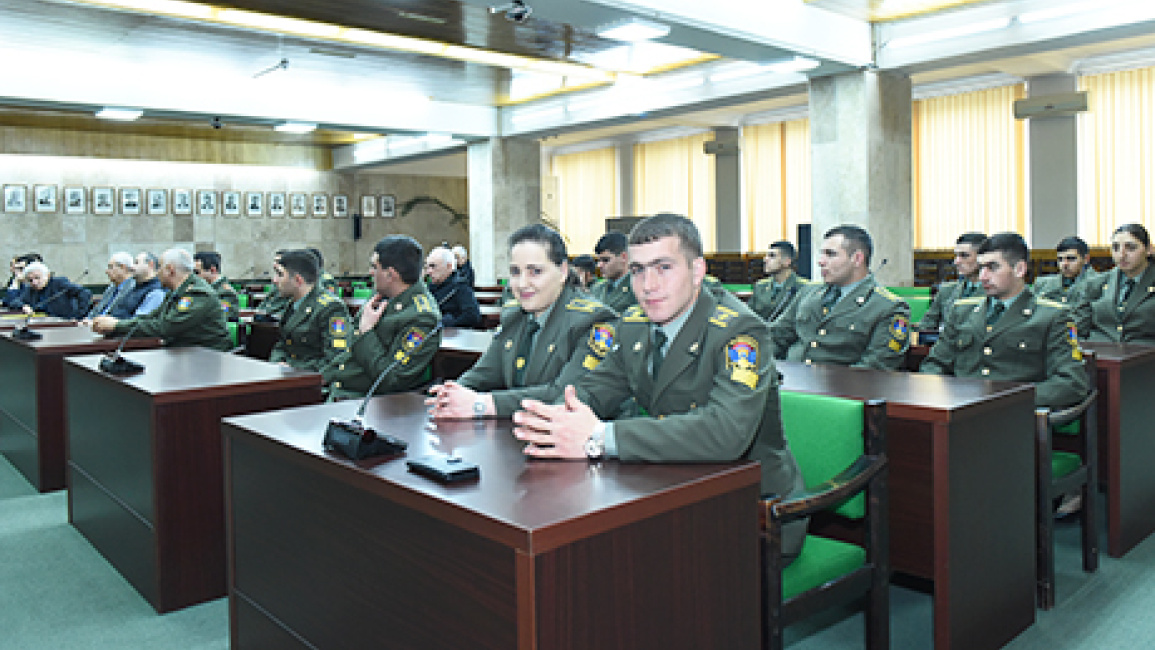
[[1081, 479, 1099, 573], [762, 532, 785, 650], [1035, 410, 1056, 610]]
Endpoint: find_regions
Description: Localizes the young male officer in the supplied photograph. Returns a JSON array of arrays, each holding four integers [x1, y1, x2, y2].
[[268, 249, 352, 372]]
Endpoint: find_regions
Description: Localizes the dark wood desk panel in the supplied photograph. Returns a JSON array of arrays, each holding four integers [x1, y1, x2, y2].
[[475, 291, 503, 305], [0, 327, 161, 492], [433, 327, 493, 380], [223, 394, 760, 650], [1082, 342, 1155, 557], [778, 361, 1036, 650], [65, 348, 323, 613], [480, 304, 501, 329]]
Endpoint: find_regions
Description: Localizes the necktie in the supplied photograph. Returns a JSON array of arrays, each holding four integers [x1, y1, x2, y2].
[[652, 328, 668, 379], [1062, 276, 1075, 290], [100, 285, 119, 315], [512, 318, 539, 387], [1119, 278, 1136, 309], [960, 282, 977, 299], [986, 301, 1006, 326], [822, 285, 840, 314]]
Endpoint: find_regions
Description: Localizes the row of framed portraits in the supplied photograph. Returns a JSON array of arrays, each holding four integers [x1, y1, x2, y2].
[[1, 185, 398, 218]]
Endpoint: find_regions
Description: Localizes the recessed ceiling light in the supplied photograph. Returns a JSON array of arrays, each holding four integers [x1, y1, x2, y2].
[[597, 17, 671, 43], [275, 122, 317, 134], [95, 107, 143, 121]]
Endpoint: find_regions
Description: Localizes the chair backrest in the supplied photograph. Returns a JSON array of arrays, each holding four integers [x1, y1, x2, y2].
[[906, 296, 931, 323], [352, 287, 374, 299], [780, 391, 866, 519], [886, 286, 931, 298], [227, 321, 239, 347], [238, 293, 249, 309], [351, 281, 369, 290]]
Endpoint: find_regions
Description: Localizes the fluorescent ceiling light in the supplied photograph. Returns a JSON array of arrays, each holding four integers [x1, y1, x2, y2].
[[766, 56, 821, 74], [96, 0, 214, 19], [887, 17, 1011, 49], [509, 71, 565, 101], [576, 42, 704, 74], [597, 18, 671, 42], [217, 9, 342, 39], [274, 122, 317, 134], [95, 107, 143, 121], [1018, 2, 1099, 24], [343, 29, 447, 56]]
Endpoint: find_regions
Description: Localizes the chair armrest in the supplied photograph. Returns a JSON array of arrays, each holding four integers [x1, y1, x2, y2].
[[762, 454, 887, 525], [1048, 389, 1097, 428]]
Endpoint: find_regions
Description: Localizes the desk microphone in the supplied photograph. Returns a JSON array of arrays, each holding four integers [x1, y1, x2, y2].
[[99, 317, 147, 375], [12, 269, 89, 340], [875, 258, 888, 274], [323, 321, 445, 460]]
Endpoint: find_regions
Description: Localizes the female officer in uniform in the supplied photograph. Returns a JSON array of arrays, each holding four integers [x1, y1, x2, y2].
[[427, 224, 617, 419], [1075, 223, 1155, 345]]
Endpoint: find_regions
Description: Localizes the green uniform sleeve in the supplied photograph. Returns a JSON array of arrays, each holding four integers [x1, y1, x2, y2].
[[1071, 288, 1097, 339], [852, 300, 911, 371], [919, 287, 948, 329], [920, 308, 958, 375], [348, 310, 440, 394], [112, 292, 218, 341], [457, 333, 511, 393], [767, 292, 801, 359], [1037, 313, 1091, 408], [748, 282, 772, 320], [299, 303, 351, 372]]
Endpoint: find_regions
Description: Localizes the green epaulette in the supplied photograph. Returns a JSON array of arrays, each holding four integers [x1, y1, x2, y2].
[[565, 297, 599, 313], [502, 298, 520, 309], [954, 296, 984, 306], [622, 305, 649, 323], [317, 294, 336, 305], [708, 304, 741, 328], [874, 286, 900, 301], [1036, 297, 1065, 310]]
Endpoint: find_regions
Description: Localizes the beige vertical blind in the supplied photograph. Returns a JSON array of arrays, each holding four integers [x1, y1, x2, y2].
[[743, 119, 811, 252], [551, 146, 618, 255], [633, 132, 717, 252], [1078, 68, 1155, 246], [912, 84, 1026, 248]]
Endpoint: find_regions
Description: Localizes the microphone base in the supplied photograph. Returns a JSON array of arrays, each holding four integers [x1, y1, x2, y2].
[[323, 418, 407, 460], [11, 327, 42, 341], [99, 354, 145, 376]]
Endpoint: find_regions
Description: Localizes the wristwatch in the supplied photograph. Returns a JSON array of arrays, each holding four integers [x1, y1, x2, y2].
[[473, 398, 487, 418], [585, 421, 606, 460]]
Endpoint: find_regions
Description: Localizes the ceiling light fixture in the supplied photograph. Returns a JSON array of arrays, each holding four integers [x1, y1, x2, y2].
[[597, 17, 671, 42], [886, 17, 1011, 49], [95, 107, 144, 121], [274, 121, 317, 134], [1018, 1, 1100, 24]]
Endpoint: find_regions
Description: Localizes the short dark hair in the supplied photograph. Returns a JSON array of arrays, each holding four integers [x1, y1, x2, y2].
[[278, 249, 319, 284], [956, 232, 987, 248], [374, 235, 423, 284], [193, 251, 222, 273], [571, 254, 597, 273], [629, 213, 703, 260], [769, 240, 796, 262], [1113, 223, 1151, 248], [594, 232, 628, 255], [509, 224, 567, 266], [19, 252, 42, 264], [307, 247, 324, 269], [824, 225, 873, 265], [978, 232, 1029, 266], [1056, 236, 1089, 256]]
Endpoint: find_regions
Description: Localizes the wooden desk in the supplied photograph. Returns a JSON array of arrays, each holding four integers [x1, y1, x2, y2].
[[244, 321, 279, 360], [432, 327, 493, 380], [223, 393, 760, 649], [480, 304, 501, 329], [0, 327, 162, 492], [778, 361, 1036, 650], [1081, 342, 1155, 557], [475, 291, 503, 305], [65, 348, 323, 613], [0, 314, 76, 330]]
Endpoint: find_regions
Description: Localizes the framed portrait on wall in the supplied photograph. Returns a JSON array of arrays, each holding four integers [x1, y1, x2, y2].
[[381, 194, 397, 218], [64, 187, 85, 214], [198, 190, 217, 216], [333, 195, 349, 218], [290, 192, 308, 218], [173, 189, 192, 215], [147, 189, 167, 215], [34, 185, 56, 213], [246, 192, 263, 217], [268, 192, 286, 218], [3, 185, 27, 213], [121, 188, 142, 215], [312, 193, 328, 218], [93, 187, 114, 215], [222, 191, 241, 217], [360, 194, 376, 218]]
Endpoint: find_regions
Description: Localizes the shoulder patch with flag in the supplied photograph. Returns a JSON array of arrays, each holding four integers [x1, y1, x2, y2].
[[888, 315, 909, 351], [584, 322, 616, 370], [330, 316, 348, 348], [726, 335, 760, 390], [177, 296, 193, 312], [1067, 321, 1083, 361]]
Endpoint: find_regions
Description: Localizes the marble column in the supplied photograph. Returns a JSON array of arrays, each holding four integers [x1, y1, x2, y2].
[[712, 127, 742, 253], [809, 70, 913, 285], [1026, 74, 1079, 249], [467, 137, 541, 286], [617, 142, 635, 217]]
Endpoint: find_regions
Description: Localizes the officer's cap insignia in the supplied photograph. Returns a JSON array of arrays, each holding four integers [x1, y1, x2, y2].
[[726, 336, 760, 390]]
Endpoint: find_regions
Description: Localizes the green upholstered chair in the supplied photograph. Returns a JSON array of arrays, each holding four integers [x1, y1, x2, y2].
[[237, 293, 249, 310], [351, 281, 369, 290], [352, 287, 374, 299], [226, 321, 241, 350], [762, 392, 889, 650], [264, 283, 274, 293], [886, 286, 931, 298], [1034, 352, 1099, 610], [906, 296, 931, 324]]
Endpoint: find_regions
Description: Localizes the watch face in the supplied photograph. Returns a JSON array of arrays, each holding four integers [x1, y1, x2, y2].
[[584, 437, 603, 459]]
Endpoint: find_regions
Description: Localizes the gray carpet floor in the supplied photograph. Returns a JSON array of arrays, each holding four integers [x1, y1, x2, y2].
[[1, 451, 1151, 649]]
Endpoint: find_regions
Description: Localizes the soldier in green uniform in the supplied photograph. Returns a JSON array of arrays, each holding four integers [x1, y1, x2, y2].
[[268, 249, 352, 372], [919, 232, 986, 330], [921, 233, 1089, 408], [256, 250, 293, 318], [307, 248, 340, 295], [769, 225, 911, 370], [428, 224, 617, 419], [1074, 223, 1155, 345], [324, 236, 442, 399], [590, 231, 637, 314], [511, 213, 807, 561], [749, 240, 806, 322], [193, 251, 239, 320], [92, 248, 232, 351], [1033, 236, 1101, 305]]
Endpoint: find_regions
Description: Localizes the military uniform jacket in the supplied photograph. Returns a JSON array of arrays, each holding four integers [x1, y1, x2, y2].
[[749, 272, 806, 322], [919, 280, 980, 330], [258, 286, 292, 317], [575, 288, 805, 506], [112, 274, 232, 351], [921, 290, 1089, 408], [1033, 268, 1101, 306], [210, 277, 240, 320], [319, 272, 339, 295], [268, 285, 352, 372], [458, 284, 617, 417], [323, 281, 442, 396], [1074, 265, 1155, 345], [590, 275, 637, 314], [769, 275, 911, 370]]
